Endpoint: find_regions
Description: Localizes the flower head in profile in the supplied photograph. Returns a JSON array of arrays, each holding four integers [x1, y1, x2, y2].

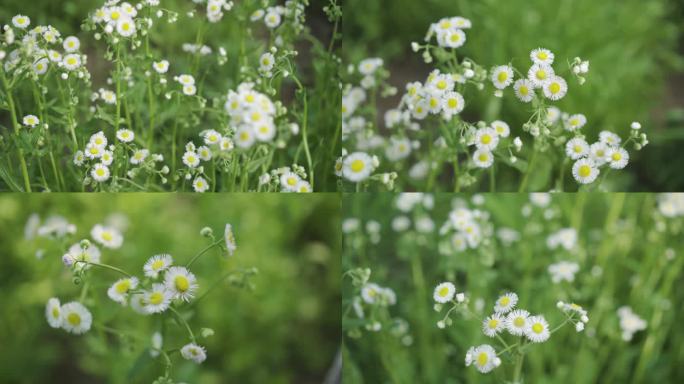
[[224, 223, 237, 256], [181, 343, 207, 364], [45, 298, 62, 328]]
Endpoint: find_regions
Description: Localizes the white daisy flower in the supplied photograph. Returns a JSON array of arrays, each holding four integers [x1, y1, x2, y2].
[[259, 52, 275, 72], [280, 172, 301, 191], [130, 149, 149, 165], [264, 11, 282, 29], [433, 282, 456, 303], [467, 344, 500, 373], [547, 106, 562, 124], [542, 76, 568, 101], [548, 261, 580, 283], [441, 91, 465, 115], [164, 266, 199, 302], [66, 242, 101, 271], [565, 114, 587, 131], [91, 163, 111, 182], [599, 130, 622, 146], [116, 17, 136, 37], [482, 313, 505, 337], [144, 254, 173, 278], [530, 48, 554, 65], [107, 277, 139, 304], [295, 180, 312, 193], [48, 50, 62, 62], [342, 152, 374, 183], [116, 129, 134, 143], [183, 84, 197, 96], [565, 137, 589, 160], [472, 148, 494, 168], [606, 147, 629, 169], [33, 58, 49, 75], [45, 298, 62, 328], [101, 151, 114, 166], [60, 302, 92, 334], [23, 114, 40, 128], [589, 142, 609, 165], [181, 343, 207, 364], [525, 315, 550, 343], [528, 63, 554, 87], [91, 224, 123, 249], [152, 60, 169, 74], [491, 121, 510, 137], [443, 29, 466, 48], [12, 15, 31, 29], [235, 126, 256, 148], [572, 158, 599, 184], [203, 129, 222, 145], [505, 309, 530, 336], [63, 36, 80, 52], [130, 293, 150, 315], [474, 127, 499, 150], [197, 146, 212, 161], [193, 176, 209, 193], [494, 292, 518, 314], [361, 283, 382, 304], [144, 283, 172, 313], [182, 151, 200, 168], [84, 143, 103, 159], [90, 131, 108, 147], [62, 53, 82, 70], [411, 100, 429, 120], [177, 74, 195, 86], [224, 223, 237, 256], [220, 137, 233, 151], [513, 79, 534, 103], [491, 65, 514, 89], [254, 121, 276, 142]]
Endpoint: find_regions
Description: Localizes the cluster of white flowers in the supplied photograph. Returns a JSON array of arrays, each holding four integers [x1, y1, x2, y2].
[[548, 261, 580, 283], [175, 73, 197, 96], [45, 298, 92, 335], [617, 306, 647, 341], [250, 1, 306, 34], [402, 69, 466, 122], [557, 301, 590, 332], [424, 16, 471, 49], [657, 193, 684, 217], [24, 214, 77, 239], [361, 282, 397, 307], [224, 82, 278, 149], [546, 228, 578, 251], [444, 205, 490, 251], [203, 0, 234, 23], [90, 1, 141, 39], [258, 164, 312, 193], [492, 48, 569, 101]]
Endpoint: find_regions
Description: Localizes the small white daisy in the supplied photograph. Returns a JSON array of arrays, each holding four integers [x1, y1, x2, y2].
[[342, 152, 374, 183], [491, 65, 514, 89], [474, 127, 499, 150], [565, 114, 587, 131], [101, 151, 114, 166], [33, 58, 49, 75], [565, 137, 589, 160], [91, 224, 123, 248], [12, 15, 31, 29], [295, 180, 312, 193], [152, 60, 169, 74], [116, 17, 136, 37], [181, 343, 207, 364], [60, 302, 92, 335], [91, 163, 111, 182], [443, 29, 466, 49], [441, 91, 465, 115], [235, 126, 256, 148], [63, 36, 80, 52], [599, 130, 622, 147], [45, 298, 62, 328], [130, 149, 149, 165], [482, 313, 505, 337], [164, 266, 199, 302], [472, 148, 494, 168], [468, 344, 500, 373], [572, 158, 599, 184], [182, 151, 200, 168], [513, 79, 534, 103], [606, 147, 629, 169], [224, 223, 237, 256], [23, 114, 40, 128], [491, 121, 510, 138], [193, 176, 209, 193], [433, 282, 456, 303], [203, 129, 222, 145], [530, 48, 554, 65], [280, 172, 301, 191], [528, 63, 554, 87], [505, 309, 530, 336], [107, 277, 139, 304], [144, 283, 172, 313], [361, 283, 382, 304], [494, 292, 518, 314], [116, 129, 134, 143], [589, 142, 609, 165], [144, 254, 173, 278], [62, 53, 82, 70], [525, 315, 550, 343], [542, 76, 568, 101], [259, 52, 275, 72]]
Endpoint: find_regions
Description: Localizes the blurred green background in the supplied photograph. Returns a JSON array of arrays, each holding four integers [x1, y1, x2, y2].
[[343, 0, 684, 191], [342, 193, 684, 383], [0, 193, 341, 383]]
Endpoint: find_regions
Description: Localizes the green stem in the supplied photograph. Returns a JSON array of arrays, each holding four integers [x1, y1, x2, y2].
[[512, 352, 525, 383], [169, 306, 195, 342], [185, 237, 225, 268], [1, 70, 32, 192], [77, 260, 132, 277], [518, 146, 538, 192]]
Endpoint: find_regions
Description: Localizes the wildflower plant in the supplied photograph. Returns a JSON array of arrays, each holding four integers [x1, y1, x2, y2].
[[32, 216, 258, 382], [339, 17, 649, 192], [0, 0, 341, 192]]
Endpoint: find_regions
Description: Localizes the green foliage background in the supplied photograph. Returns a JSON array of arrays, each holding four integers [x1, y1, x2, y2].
[[0, 193, 341, 383], [342, 193, 684, 383], [343, 0, 684, 190]]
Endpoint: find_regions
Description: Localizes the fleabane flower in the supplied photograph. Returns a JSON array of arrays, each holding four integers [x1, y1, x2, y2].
[[181, 343, 207, 364], [441, 91, 465, 116], [482, 313, 505, 337], [91, 224, 123, 249], [23, 114, 40, 128], [164, 266, 199, 302], [474, 127, 499, 150], [224, 223, 237, 256], [599, 130, 622, 147], [491, 65, 514, 89], [530, 48, 554, 65], [91, 163, 111, 182], [153, 60, 169, 74], [144, 283, 172, 313], [116, 129, 134, 143], [472, 148, 494, 168], [62, 53, 82, 70], [525, 315, 550, 343], [505, 309, 530, 336], [433, 282, 456, 303], [60, 302, 92, 335], [259, 52, 275, 73], [606, 147, 629, 169], [342, 152, 374, 183], [494, 292, 518, 314], [193, 176, 209, 193], [63, 36, 80, 52], [280, 172, 301, 191], [12, 15, 31, 29], [528, 63, 554, 88], [107, 277, 139, 304], [565, 114, 587, 131], [572, 158, 599, 184], [491, 121, 510, 138], [45, 298, 62, 328], [565, 137, 589, 160], [512, 79, 533, 103], [182, 151, 200, 168], [116, 17, 136, 37], [542, 76, 568, 101], [144, 254, 173, 278], [466, 344, 500, 373]]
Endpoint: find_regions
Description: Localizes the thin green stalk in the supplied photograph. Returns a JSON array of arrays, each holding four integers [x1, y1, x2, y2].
[[489, 162, 496, 192], [185, 237, 225, 268], [518, 146, 538, 192], [512, 352, 525, 383], [115, 43, 122, 133], [1, 70, 32, 192], [77, 260, 132, 277], [169, 306, 195, 342]]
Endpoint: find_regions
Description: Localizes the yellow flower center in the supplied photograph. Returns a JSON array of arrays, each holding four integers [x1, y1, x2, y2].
[[438, 286, 450, 297], [612, 153, 622, 161], [115, 279, 131, 294], [52, 307, 60, 318], [578, 165, 591, 178], [537, 52, 548, 60], [488, 319, 499, 329], [67, 312, 81, 326], [549, 82, 561, 94], [532, 323, 544, 334], [239, 132, 249, 141], [429, 98, 439, 108], [149, 292, 163, 305], [152, 260, 164, 270], [514, 317, 525, 327], [67, 58, 77, 65], [350, 159, 365, 173], [478, 153, 488, 162], [497, 71, 508, 82], [574, 145, 583, 153], [251, 112, 261, 121], [245, 94, 255, 103], [520, 86, 529, 95], [450, 34, 460, 42], [175, 275, 189, 292], [287, 177, 297, 186], [111, 11, 120, 20], [499, 297, 510, 306], [477, 352, 488, 366], [481, 134, 492, 145], [448, 98, 458, 108], [102, 231, 112, 241], [436, 80, 447, 90]]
